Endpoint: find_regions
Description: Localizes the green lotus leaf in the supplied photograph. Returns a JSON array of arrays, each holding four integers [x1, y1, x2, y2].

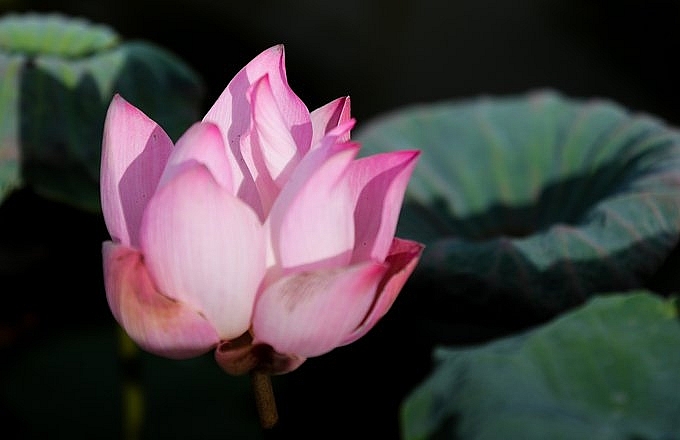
[[401, 291, 680, 440], [356, 91, 680, 318], [0, 12, 118, 57], [0, 13, 204, 211], [0, 52, 21, 203]]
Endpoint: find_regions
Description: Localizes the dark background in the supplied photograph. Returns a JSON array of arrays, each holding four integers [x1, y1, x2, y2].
[[1, 0, 680, 438], [4, 0, 679, 125]]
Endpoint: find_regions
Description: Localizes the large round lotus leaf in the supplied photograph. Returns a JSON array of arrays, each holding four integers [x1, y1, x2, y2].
[[356, 91, 680, 317], [0, 13, 204, 211], [401, 292, 680, 440]]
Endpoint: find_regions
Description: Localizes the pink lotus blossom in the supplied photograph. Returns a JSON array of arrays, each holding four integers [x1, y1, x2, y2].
[[101, 44, 423, 374]]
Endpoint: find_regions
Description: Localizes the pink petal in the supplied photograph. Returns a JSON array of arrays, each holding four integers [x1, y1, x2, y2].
[[103, 241, 219, 359], [347, 150, 420, 263], [248, 46, 312, 150], [205, 45, 310, 150], [246, 75, 300, 210], [203, 45, 311, 217], [252, 262, 388, 357], [203, 45, 282, 144], [139, 164, 265, 340], [267, 140, 359, 272], [158, 122, 234, 193], [325, 118, 356, 143], [341, 238, 424, 345], [100, 94, 173, 247], [310, 96, 352, 147]]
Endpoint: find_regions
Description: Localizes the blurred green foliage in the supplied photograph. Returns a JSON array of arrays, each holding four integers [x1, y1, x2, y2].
[[0, 12, 204, 211]]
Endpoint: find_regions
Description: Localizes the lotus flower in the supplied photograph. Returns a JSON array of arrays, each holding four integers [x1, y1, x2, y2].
[[101, 44, 423, 375]]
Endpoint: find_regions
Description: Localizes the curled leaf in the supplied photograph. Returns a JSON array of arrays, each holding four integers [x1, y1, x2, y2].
[[357, 91, 680, 318]]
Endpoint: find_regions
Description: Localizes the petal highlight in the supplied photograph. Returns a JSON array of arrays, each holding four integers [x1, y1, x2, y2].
[[267, 141, 359, 272], [140, 165, 266, 340]]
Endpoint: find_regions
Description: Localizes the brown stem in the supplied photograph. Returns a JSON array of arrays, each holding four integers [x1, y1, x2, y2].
[[250, 370, 278, 429]]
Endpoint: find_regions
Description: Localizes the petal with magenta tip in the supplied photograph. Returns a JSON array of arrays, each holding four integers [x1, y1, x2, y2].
[[347, 150, 420, 263], [100, 94, 173, 247]]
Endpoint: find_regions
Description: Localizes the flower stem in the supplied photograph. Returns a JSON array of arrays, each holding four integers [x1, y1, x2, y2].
[[250, 370, 278, 429], [118, 327, 144, 440]]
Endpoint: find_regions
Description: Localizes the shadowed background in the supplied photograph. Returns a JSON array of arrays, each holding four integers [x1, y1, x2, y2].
[[2, 0, 677, 124]]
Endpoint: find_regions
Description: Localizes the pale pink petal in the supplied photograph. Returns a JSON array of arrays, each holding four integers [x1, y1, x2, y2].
[[249, 45, 311, 151], [203, 45, 283, 145], [246, 75, 300, 209], [252, 262, 387, 357], [139, 165, 265, 340], [340, 238, 424, 345], [203, 45, 311, 218], [202, 48, 282, 219], [204, 45, 310, 149], [103, 241, 219, 359], [100, 94, 173, 247], [310, 96, 352, 147], [325, 118, 356, 143], [267, 141, 359, 272], [158, 122, 233, 193], [347, 150, 420, 263]]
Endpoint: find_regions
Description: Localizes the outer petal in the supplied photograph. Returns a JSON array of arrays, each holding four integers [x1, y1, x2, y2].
[[100, 94, 173, 247], [347, 150, 420, 263], [340, 238, 424, 346], [310, 96, 352, 147], [252, 261, 388, 358], [140, 165, 265, 340], [158, 122, 233, 193], [103, 241, 219, 359], [267, 140, 359, 272]]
